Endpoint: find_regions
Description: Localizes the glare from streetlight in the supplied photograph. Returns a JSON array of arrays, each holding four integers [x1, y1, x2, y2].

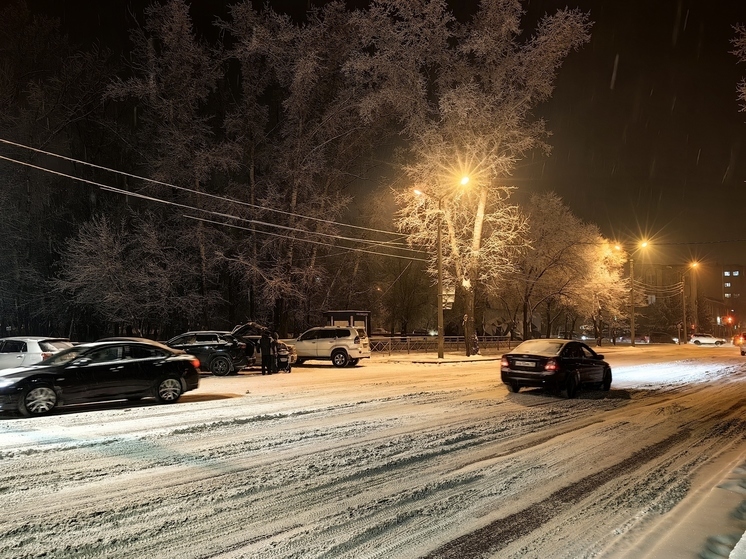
[[690, 261, 699, 269], [460, 176, 470, 186], [640, 240, 649, 249]]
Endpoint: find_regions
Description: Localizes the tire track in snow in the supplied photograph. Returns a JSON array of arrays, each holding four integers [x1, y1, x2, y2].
[[423, 430, 692, 559]]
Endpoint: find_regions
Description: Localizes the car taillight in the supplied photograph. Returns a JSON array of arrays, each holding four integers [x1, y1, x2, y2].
[[500, 357, 509, 367], [191, 358, 201, 369], [544, 359, 558, 371], [40, 352, 53, 360]]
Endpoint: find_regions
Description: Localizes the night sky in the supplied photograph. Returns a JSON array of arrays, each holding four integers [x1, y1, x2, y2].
[[26, 0, 746, 268]]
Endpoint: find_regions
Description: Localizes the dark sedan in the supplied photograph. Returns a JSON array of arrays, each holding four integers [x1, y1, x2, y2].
[[166, 331, 250, 376], [0, 339, 200, 417], [500, 339, 612, 398]]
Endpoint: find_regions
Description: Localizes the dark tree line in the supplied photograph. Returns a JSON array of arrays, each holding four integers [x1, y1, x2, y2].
[[0, 0, 597, 341]]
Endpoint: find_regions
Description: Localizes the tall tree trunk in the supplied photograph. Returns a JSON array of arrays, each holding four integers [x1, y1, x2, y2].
[[463, 286, 475, 356]]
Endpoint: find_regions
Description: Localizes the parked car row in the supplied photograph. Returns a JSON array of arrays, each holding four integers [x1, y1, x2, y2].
[[0, 324, 371, 417], [0, 338, 200, 417]]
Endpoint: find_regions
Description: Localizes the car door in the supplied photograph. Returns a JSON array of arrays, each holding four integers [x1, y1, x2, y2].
[[76, 345, 143, 400], [0, 340, 27, 370], [560, 342, 583, 380], [316, 329, 340, 357], [579, 344, 605, 384], [294, 329, 320, 357], [169, 334, 204, 366], [194, 333, 222, 364], [128, 344, 170, 393]]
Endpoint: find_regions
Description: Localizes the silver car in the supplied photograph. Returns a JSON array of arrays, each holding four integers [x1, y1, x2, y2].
[[0, 337, 74, 370], [291, 326, 371, 367], [688, 333, 726, 346]]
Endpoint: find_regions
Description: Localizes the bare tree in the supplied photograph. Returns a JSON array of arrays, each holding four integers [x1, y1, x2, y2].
[[733, 23, 746, 110], [352, 0, 591, 353], [223, 2, 388, 334], [0, 0, 114, 336], [106, 0, 231, 329], [53, 214, 205, 337], [493, 193, 598, 339]]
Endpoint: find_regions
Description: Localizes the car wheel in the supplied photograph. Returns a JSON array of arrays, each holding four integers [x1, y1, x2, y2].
[[565, 375, 578, 399], [601, 368, 612, 391], [209, 356, 232, 376], [18, 385, 57, 417], [715, 341, 723, 346], [506, 382, 520, 393], [155, 377, 183, 404], [331, 350, 349, 368], [741, 350, 745, 356], [348, 358, 360, 367], [693, 340, 701, 345]]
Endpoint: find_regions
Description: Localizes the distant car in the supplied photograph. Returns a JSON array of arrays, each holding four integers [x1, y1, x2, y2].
[[291, 326, 371, 367], [411, 328, 436, 337], [166, 331, 250, 375], [0, 337, 74, 370], [371, 328, 391, 336], [0, 339, 200, 417], [500, 339, 612, 398], [689, 333, 726, 346], [649, 332, 676, 344], [615, 334, 649, 344], [734, 332, 746, 347]]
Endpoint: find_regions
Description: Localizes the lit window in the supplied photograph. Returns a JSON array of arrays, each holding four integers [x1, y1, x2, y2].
[[725, 282, 732, 288], [725, 271, 731, 277], [735, 271, 740, 276], [725, 293, 732, 298]]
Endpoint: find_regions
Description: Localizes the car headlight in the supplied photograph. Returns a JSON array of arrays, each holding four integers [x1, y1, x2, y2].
[[0, 378, 18, 389]]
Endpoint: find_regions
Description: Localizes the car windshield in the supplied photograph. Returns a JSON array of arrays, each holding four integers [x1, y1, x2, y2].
[[510, 339, 564, 356], [40, 346, 88, 365]]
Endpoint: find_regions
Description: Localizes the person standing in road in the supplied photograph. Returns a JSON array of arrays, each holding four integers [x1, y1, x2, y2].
[[260, 330, 273, 375], [270, 331, 280, 374]]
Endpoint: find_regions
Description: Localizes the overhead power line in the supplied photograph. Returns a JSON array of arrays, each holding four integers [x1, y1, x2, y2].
[[0, 149, 429, 262], [0, 137, 406, 240]]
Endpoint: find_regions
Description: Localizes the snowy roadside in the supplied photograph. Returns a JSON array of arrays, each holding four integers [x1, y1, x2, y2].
[[1, 347, 745, 558]]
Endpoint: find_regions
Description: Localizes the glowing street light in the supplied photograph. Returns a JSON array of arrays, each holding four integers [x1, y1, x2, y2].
[[616, 240, 649, 346], [414, 175, 470, 359]]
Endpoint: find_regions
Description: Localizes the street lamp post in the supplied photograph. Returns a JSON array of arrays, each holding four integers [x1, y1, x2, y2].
[[630, 256, 636, 347], [415, 176, 469, 360], [681, 262, 698, 343], [618, 240, 648, 347], [691, 263, 699, 332], [681, 270, 687, 345], [436, 196, 444, 359]]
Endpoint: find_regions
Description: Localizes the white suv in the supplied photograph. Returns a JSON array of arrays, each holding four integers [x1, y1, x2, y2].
[[291, 326, 370, 367], [0, 336, 74, 370], [688, 333, 726, 346]]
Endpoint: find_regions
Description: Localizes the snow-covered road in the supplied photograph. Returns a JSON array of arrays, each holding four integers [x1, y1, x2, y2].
[[1, 344, 745, 558]]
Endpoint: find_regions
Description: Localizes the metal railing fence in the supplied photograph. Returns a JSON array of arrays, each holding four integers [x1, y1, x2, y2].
[[368, 335, 522, 355]]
